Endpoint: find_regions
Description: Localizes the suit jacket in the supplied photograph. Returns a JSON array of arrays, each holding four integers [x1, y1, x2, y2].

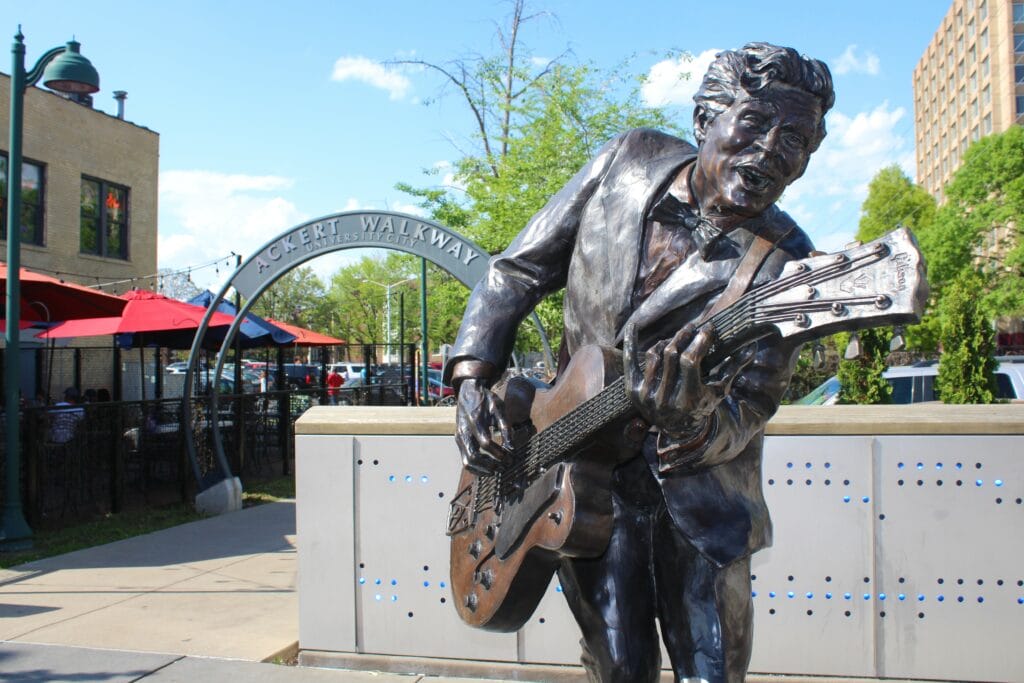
[[447, 128, 815, 567]]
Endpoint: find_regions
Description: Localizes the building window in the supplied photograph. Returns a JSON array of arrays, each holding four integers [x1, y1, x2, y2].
[[983, 112, 992, 134], [968, 18, 975, 39], [958, 59, 966, 80], [981, 56, 989, 77], [959, 85, 967, 106], [1014, 2, 1024, 23], [1016, 32, 1024, 53], [979, 0, 987, 20], [972, 125, 980, 141], [80, 177, 128, 260], [981, 28, 989, 51], [971, 98, 979, 119], [952, 147, 958, 166], [0, 153, 44, 246], [982, 84, 991, 105], [1017, 95, 1024, 115]]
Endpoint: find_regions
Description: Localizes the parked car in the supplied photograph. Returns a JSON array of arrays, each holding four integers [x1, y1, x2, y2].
[[268, 363, 322, 390], [794, 357, 1024, 405], [329, 362, 366, 383]]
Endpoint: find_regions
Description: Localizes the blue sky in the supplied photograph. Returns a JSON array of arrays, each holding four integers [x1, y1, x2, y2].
[[5, 1, 949, 291]]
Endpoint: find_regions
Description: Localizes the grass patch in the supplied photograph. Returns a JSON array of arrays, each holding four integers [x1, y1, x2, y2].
[[0, 504, 204, 569], [242, 475, 295, 507]]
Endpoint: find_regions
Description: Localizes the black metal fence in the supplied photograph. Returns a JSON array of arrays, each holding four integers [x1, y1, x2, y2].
[[0, 381, 416, 530]]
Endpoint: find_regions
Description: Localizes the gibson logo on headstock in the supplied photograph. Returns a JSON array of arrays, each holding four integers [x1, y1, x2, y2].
[[891, 251, 910, 292], [839, 273, 872, 293]]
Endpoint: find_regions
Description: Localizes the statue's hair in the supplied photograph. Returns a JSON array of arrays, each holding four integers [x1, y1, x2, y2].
[[694, 42, 834, 150]]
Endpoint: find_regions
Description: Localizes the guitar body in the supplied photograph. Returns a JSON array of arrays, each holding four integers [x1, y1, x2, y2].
[[448, 346, 640, 632]]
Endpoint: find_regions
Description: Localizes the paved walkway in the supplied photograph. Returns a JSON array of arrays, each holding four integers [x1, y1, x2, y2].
[[0, 501, 492, 682]]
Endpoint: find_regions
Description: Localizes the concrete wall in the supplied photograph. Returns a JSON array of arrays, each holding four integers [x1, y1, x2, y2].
[[295, 405, 1024, 682], [0, 73, 158, 288]]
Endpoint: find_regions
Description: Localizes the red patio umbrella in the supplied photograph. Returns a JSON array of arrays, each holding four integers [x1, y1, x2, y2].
[[1, 263, 127, 322], [263, 318, 345, 346], [38, 289, 237, 340]]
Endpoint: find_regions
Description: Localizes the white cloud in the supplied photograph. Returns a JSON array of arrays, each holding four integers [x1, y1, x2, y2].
[[641, 49, 720, 107], [331, 56, 412, 100], [833, 45, 880, 76], [779, 101, 910, 249], [159, 170, 307, 290]]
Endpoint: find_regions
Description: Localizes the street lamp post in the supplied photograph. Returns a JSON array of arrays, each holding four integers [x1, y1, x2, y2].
[[360, 276, 416, 364], [3, 29, 99, 550]]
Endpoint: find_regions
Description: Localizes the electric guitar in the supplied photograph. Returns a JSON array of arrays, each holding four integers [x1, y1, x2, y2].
[[447, 227, 928, 632]]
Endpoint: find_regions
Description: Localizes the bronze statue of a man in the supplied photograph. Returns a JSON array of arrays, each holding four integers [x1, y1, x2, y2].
[[444, 43, 834, 682]]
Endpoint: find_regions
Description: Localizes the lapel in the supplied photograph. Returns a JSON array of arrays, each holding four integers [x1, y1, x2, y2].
[[615, 227, 757, 345]]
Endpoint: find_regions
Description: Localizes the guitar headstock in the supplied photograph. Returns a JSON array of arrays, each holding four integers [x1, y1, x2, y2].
[[745, 227, 929, 345]]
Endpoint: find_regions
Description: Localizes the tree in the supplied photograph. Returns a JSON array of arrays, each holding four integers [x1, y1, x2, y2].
[[858, 165, 936, 243], [935, 272, 998, 403], [808, 166, 934, 403], [249, 266, 329, 331], [836, 328, 893, 404], [918, 125, 1024, 315], [157, 268, 202, 302], [397, 0, 684, 357]]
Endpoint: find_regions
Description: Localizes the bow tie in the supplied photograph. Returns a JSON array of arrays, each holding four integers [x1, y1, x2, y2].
[[648, 191, 724, 258]]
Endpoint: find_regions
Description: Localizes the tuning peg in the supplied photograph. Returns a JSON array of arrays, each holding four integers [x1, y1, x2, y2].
[[812, 342, 826, 370], [844, 332, 861, 360], [890, 326, 906, 352]]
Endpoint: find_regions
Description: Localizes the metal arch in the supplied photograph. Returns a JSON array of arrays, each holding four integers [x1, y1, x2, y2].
[[182, 210, 555, 488]]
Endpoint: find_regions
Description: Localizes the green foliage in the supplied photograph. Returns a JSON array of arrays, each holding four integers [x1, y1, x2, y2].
[[935, 272, 998, 404], [836, 328, 893, 404], [918, 125, 1024, 316], [249, 266, 330, 332], [856, 165, 936, 243], [397, 2, 683, 359]]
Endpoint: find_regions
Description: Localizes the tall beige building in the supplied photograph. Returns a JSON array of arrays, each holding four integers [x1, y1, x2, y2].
[[913, 0, 1024, 200]]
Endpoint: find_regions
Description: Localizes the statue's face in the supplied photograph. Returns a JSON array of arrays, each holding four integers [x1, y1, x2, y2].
[[693, 84, 822, 218]]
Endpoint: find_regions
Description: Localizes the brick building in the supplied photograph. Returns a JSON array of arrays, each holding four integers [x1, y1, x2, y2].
[[1, 72, 158, 291]]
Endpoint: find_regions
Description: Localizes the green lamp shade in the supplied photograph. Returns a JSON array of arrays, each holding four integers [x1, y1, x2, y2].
[[42, 40, 100, 94]]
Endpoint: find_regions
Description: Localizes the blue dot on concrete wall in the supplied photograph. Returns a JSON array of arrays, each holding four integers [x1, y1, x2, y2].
[[898, 594, 906, 601], [421, 475, 429, 483], [1018, 598, 1023, 605], [916, 463, 924, 470], [388, 475, 396, 482], [825, 593, 833, 599], [936, 462, 943, 469], [897, 462, 905, 469], [995, 479, 1003, 487], [392, 595, 398, 602], [405, 475, 413, 483], [358, 577, 366, 585], [752, 591, 758, 597], [918, 594, 926, 602], [391, 579, 398, 586], [556, 585, 563, 593], [843, 496, 851, 503], [879, 593, 886, 600], [976, 480, 983, 487], [806, 592, 813, 599], [863, 593, 871, 600], [786, 462, 793, 469], [862, 496, 870, 503], [787, 591, 795, 599], [423, 581, 430, 587], [375, 594, 382, 601], [375, 579, 382, 585], [769, 592, 776, 598], [937, 595, 945, 602], [440, 581, 447, 588], [844, 593, 852, 600]]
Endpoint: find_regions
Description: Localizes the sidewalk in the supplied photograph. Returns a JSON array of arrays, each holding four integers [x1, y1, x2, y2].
[[0, 501, 490, 682]]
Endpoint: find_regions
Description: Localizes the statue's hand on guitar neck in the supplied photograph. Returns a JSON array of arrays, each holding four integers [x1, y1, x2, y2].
[[623, 322, 756, 443], [455, 378, 513, 476]]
